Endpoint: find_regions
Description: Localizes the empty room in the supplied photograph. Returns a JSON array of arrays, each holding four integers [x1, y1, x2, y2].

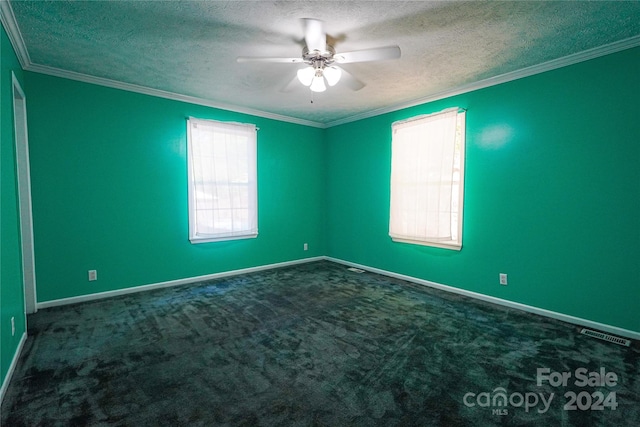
[[1, 1, 639, 426]]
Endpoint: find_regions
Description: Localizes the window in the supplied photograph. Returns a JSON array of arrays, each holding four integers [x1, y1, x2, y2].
[[389, 108, 466, 250], [187, 118, 258, 243]]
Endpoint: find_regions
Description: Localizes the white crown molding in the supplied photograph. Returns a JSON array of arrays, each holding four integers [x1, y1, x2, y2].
[[25, 63, 326, 129], [1, 0, 324, 128], [0, 0, 30, 68], [2, 0, 639, 129], [325, 35, 640, 128]]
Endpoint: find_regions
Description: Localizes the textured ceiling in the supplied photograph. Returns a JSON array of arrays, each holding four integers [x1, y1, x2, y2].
[[6, 1, 640, 126]]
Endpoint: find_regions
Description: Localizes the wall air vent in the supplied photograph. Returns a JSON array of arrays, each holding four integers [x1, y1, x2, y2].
[[580, 328, 631, 347], [347, 267, 365, 273]]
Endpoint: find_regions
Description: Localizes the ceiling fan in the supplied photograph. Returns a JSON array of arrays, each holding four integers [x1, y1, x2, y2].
[[237, 18, 401, 93]]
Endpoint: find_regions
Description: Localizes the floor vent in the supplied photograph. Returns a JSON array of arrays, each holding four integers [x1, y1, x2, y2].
[[580, 328, 631, 347], [347, 267, 365, 273]]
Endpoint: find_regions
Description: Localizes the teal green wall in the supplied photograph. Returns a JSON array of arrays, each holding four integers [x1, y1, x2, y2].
[[326, 47, 640, 333], [1, 24, 26, 389], [8, 43, 640, 374], [25, 72, 326, 302]]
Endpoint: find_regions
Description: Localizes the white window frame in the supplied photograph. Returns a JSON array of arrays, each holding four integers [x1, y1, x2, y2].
[[187, 117, 258, 244], [389, 108, 466, 250]]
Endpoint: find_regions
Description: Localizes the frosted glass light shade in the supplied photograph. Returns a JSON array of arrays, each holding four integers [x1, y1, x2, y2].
[[310, 75, 326, 92], [324, 66, 342, 86], [297, 67, 315, 86]]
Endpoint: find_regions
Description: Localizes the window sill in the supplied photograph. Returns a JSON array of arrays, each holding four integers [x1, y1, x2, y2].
[[190, 233, 258, 244], [391, 237, 462, 251]]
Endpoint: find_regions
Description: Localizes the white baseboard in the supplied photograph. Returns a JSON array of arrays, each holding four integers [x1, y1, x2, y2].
[[325, 257, 640, 341], [38, 256, 324, 309], [0, 332, 27, 405], [35, 254, 639, 341]]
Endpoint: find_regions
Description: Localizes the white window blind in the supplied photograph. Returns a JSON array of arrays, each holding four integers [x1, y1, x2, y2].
[[389, 108, 465, 250], [187, 118, 258, 243]]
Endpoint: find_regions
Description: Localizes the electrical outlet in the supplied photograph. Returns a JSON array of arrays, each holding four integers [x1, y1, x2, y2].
[[303, 243, 308, 251], [499, 273, 508, 286], [88, 270, 97, 281], [11, 317, 15, 336]]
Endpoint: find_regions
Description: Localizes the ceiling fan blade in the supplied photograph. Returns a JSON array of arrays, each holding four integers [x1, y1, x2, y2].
[[237, 57, 305, 63], [334, 45, 401, 64], [336, 66, 365, 91], [303, 18, 326, 52]]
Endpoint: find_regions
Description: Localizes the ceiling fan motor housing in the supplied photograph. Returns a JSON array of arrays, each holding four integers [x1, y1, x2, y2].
[[302, 45, 336, 68]]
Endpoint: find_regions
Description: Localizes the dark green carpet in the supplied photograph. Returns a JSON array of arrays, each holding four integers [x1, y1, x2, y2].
[[2, 261, 638, 426]]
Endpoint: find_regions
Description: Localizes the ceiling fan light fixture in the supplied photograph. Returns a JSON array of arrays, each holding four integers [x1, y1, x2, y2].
[[297, 66, 315, 86], [238, 18, 401, 95], [324, 66, 342, 86]]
